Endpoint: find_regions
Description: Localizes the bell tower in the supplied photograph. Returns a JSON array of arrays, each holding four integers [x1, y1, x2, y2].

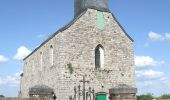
[[74, 0, 110, 17]]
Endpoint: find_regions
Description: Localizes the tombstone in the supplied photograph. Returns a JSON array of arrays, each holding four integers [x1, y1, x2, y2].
[[109, 84, 137, 100]]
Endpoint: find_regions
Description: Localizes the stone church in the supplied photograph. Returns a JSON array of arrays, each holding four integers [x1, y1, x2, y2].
[[20, 0, 137, 100]]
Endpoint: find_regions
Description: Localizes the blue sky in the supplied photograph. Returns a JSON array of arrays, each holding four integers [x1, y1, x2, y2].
[[0, 0, 170, 97]]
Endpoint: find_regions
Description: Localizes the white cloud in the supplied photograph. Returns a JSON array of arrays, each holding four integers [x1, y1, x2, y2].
[[137, 81, 154, 87], [161, 81, 170, 87], [149, 32, 164, 41], [0, 78, 2, 85], [165, 33, 170, 40], [135, 56, 165, 68], [148, 32, 170, 41], [159, 77, 168, 81], [0, 71, 21, 87], [143, 81, 153, 86], [13, 46, 31, 60], [136, 69, 164, 79], [137, 80, 170, 95], [0, 55, 9, 63]]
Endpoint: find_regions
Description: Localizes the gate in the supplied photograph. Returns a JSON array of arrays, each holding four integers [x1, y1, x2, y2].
[[70, 76, 108, 100], [70, 86, 108, 100], [69, 85, 95, 100]]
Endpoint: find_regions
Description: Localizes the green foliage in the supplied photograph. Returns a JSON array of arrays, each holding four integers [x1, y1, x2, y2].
[[67, 63, 73, 74], [137, 94, 153, 100], [159, 94, 170, 99], [137, 93, 170, 100], [0, 95, 4, 97]]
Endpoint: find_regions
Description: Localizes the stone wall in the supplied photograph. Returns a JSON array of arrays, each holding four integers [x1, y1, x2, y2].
[[110, 94, 137, 100], [0, 97, 51, 100], [21, 9, 136, 100]]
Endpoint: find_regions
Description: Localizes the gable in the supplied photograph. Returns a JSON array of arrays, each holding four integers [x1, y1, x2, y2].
[[24, 8, 133, 61], [111, 13, 134, 42]]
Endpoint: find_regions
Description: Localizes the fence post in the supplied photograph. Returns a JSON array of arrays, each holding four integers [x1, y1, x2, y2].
[[74, 86, 76, 100]]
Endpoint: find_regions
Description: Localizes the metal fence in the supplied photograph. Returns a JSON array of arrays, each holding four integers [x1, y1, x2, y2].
[[69, 85, 95, 100]]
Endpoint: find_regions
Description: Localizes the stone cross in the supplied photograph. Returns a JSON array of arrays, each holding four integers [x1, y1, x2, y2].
[[80, 76, 89, 100]]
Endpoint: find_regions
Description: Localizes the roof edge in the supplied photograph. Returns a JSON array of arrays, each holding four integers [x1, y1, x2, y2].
[[23, 9, 88, 61], [111, 13, 134, 42], [23, 8, 133, 61]]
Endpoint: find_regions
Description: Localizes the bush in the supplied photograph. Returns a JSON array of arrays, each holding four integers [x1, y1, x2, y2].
[[0, 95, 4, 97], [159, 94, 170, 99], [67, 63, 73, 74], [137, 94, 153, 100]]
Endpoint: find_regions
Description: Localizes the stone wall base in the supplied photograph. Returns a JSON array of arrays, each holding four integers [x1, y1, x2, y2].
[[109, 84, 137, 100], [110, 93, 136, 100]]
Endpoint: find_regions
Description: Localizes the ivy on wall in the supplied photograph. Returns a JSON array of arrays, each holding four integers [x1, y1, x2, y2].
[[67, 63, 73, 74]]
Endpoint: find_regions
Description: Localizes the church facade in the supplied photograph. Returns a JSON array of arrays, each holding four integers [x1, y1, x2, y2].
[[20, 0, 137, 100]]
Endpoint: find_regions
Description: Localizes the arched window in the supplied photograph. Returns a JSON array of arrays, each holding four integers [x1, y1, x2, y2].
[[32, 59, 35, 72], [50, 45, 54, 66], [40, 52, 43, 71], [95, 45, 104, 69]]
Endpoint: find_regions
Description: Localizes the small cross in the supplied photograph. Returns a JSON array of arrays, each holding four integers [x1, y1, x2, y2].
[[80, 75, 89, 83], [80, 75, 89, 100]]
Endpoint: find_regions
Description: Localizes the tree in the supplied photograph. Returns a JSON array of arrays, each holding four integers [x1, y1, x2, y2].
[[0, 95, 4, 97], [159, 94, 170, 99], [137, 94, 153, 100]]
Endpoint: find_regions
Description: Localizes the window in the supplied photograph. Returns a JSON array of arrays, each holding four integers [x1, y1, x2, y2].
[[50, 45, 54, 66], [32, 60, 35, 72], [40, 52, 43, 71], [95, 44, 104, 69]]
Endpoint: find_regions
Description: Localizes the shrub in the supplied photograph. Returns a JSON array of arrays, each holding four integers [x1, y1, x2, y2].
[[159, 94, 170, 99], [137, 94, 153, 100], [67, 63, 73, 74], [0, 95, 4, 97]]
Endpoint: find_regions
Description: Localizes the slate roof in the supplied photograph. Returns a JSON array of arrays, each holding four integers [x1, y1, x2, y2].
[[24, 8, 134, 60], [74, 0, 109, 17]]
